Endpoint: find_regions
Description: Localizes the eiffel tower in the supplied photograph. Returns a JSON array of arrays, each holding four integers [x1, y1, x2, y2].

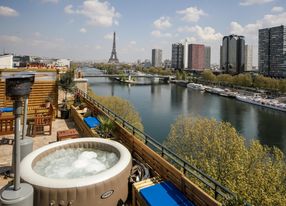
[[108, 32, 119, 64]]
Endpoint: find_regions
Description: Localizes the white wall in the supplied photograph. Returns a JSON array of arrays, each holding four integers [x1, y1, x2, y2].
[[245, 45, 253, 71], [56, 59, 71, 68], [0, 55, 13, 69]]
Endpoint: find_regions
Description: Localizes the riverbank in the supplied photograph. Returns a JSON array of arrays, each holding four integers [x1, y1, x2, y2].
[[186, 82, 286, 113]]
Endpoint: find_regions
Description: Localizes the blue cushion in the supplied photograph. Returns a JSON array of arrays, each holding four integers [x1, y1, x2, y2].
[[83, 116, 100, 128], [140, 181, 195, 206], [0, 107, 14, 113]]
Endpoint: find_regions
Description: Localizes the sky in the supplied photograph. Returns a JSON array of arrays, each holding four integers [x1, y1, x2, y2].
[[0, 0, 285, 65]]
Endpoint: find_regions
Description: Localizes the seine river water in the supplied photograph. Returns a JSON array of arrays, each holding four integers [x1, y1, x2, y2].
[[86, 69, 286, 153]]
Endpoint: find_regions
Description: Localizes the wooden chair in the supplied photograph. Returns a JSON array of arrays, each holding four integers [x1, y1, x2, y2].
[[0, 116, 15, 136], [32, 113, 52, 137]]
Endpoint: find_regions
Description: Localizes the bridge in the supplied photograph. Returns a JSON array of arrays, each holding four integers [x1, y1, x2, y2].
[[82, 73, 174, 79]]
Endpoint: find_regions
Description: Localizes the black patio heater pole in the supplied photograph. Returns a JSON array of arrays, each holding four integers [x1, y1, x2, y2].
[[0, 74, 34, 206]]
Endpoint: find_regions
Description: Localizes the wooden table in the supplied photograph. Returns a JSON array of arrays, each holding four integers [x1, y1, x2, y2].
[[57, 129, 79, 141]]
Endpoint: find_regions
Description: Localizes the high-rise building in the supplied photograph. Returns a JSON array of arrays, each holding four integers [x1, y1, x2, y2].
[[152, 49, 162, 67], [220, 46, 223, 69], [184, 39, 190, 69], [204, 46, 211, 69], [245, 45, 253, 71], [259, 25, 286, 77], [221, 34, 245, 74], [188, 44, 205, 71], [171, 43, 184, 69]]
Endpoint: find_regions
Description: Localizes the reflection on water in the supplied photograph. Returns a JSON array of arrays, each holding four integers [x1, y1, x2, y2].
[[86, 69, 286, 153]]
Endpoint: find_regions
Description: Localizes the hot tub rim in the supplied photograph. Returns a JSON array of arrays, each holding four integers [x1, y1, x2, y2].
[[20, 138, 131, 188]]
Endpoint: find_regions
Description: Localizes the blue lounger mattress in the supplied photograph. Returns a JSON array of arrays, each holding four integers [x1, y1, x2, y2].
[[0, 107, 13, 113], [140, 181, 195, 206], [83, 116, 100, 128]]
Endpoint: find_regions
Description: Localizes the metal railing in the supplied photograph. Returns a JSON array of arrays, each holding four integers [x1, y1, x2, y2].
[[75, 88, 244, 203]]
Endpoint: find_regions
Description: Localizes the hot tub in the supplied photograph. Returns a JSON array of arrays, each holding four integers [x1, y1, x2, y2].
[[20, 138, 132, 206]]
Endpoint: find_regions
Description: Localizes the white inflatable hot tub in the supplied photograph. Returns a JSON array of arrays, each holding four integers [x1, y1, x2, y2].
[[20, 138, 132, 206]]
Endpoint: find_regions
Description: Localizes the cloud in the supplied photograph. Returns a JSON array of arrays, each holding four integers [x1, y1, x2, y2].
[[151, 30, 172, 38], [80, 28, 87, 33], [130, 41, 136, 45], [230, 12, 286, 39], [104, 33, 113, 40], [64, 5, 74, 14], [42, 0, 59, 4], [0, 6, 18, 16], [177, 26, 222, 41], [153, 16, 172, 30], [33, 32, 41, 37], [240, 0, 274, 6], [30, 38, 65, 50], [229, 11, 286, 66], [0, 35, 22, 43], [185, 37, 197, 43], [176, 6, 206, 22], [64, 0, 120, 27], [271, 6, 284, 13]]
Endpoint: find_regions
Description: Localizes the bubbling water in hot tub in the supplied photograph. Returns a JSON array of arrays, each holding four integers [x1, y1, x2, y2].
[[33, 148, 119, 179]]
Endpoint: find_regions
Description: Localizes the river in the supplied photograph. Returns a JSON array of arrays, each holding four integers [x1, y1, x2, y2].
[[85, 68, 286, 153]]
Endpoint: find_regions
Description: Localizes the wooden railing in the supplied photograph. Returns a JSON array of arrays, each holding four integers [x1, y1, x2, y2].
[[76, 88, 248, 205], [0, 116, 14, 135]]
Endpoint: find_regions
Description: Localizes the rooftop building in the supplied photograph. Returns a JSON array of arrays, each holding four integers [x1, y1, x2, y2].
[[204, 46, 211, 69], [188, 44, 205, 71], [0, 54, 13, 69], [151, 49, 162, 67], [221, 34, 245, 74], [171, 43, 184, 70], [245, 45, 253, 72], [259, 25, 286, 77]]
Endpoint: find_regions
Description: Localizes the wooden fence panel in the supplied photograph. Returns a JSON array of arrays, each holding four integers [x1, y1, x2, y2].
[[0, 81, 58, 118]]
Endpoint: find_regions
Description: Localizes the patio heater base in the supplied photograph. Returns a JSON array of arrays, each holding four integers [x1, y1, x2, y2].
[[0, 183, 33, 206]]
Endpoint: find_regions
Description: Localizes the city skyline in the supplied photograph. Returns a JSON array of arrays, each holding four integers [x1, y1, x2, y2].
[[0, 0, 285, 64]]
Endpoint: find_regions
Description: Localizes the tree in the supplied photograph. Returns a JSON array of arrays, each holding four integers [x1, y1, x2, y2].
[[217, 74, 233, 84], [233, 74, 253, 87], [176, 71, 182, 80], [279, 79, 286, 93], [202, 70, 217, 82], [164, 115, 286, 205], [88, 88, 144, 131], [58, 70, 76, 108]]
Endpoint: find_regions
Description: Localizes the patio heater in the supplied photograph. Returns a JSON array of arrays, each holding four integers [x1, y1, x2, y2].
[[0, 75, 34, 206]]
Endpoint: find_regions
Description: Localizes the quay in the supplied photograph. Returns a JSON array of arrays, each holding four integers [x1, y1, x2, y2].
[[186, 82, 286, 112]]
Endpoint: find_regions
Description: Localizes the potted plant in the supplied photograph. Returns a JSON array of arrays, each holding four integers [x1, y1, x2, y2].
[[97, 115, 115, 138], [57, 70, 75, 119]]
